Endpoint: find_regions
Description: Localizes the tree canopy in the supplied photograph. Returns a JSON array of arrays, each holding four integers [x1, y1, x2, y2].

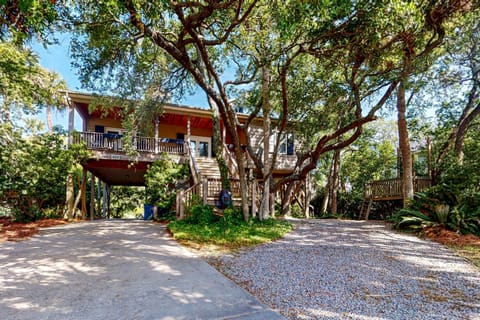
[[68, 0, 477, 219]]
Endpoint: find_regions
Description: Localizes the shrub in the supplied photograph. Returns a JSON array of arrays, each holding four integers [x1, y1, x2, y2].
[[448, 205, 480, 236], [390, 187, 480, 236], [145, 154, 190, 212], [220, 207, 244, 226], [185, 204, 216, 225]]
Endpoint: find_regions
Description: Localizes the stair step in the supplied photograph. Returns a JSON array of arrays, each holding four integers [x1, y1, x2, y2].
[[195, 157, 221, 178]]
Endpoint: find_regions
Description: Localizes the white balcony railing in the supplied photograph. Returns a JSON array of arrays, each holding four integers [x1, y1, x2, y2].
[[73, 131, 185, 155]]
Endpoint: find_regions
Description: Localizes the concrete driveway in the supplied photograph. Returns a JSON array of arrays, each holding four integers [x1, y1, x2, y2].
[[0, 220, 284, 320]]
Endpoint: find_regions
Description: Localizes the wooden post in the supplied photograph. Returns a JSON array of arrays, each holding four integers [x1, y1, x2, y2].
[[106, 184, 111, 219], [102, 183, 107, 218], [179, 190, 185, 220], [176, 192, 180, 218], [67, 93, 74, 145], [90, 174, 95, 221], [97, 179, 102, 217], [187, 116, 191, 146], [154, 116, 159, 154], [202, 178, 208, 206], [81, 168, 87, 220], [251, 180, 257, 218]]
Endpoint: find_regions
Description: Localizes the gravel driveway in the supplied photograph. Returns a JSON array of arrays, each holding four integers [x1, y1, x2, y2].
[[214, 219, 480, 320]]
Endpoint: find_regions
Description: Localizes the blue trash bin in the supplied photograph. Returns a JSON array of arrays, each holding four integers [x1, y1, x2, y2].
[[143, 204, 154, 220]]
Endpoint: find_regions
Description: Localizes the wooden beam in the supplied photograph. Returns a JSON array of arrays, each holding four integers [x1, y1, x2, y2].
[[81, 168, 87, 220], [90, 173, 95, 221]]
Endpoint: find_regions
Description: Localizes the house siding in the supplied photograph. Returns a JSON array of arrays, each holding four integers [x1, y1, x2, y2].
[[87, 117, 123, 132], [247, 125, 297, 171]]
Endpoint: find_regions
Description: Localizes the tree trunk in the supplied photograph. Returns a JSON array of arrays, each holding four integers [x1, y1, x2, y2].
[[65, 174, 75, 221], [259, 65, 271, 221], [397, 80, 414, 207], [281, 183, 294, 216], [72, 185, 82, 219], [208, 96, 230, 190], [46, 105, 54, 133], [454, 102, 480, 165], [321, 158, 334, 214], [237, 150, 250, 221], [330, 148, 341, 214]]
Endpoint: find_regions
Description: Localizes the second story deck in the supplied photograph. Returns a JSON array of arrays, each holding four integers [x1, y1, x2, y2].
[[73, 131, 186, 162]]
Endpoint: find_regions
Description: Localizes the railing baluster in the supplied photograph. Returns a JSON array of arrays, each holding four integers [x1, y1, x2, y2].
[[74, 131, 188, 156]]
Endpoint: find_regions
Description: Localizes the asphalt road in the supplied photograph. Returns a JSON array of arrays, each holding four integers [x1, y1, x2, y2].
[[0, 220, 284, 320]]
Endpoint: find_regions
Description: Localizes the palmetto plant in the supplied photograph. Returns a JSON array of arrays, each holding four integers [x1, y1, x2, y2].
[[434, 204, 450, 225], [391, 208, 436, 231]]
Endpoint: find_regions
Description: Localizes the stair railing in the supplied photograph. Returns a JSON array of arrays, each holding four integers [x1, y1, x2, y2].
[[176, 181, 202, 219], [185, 142, 201, 185]]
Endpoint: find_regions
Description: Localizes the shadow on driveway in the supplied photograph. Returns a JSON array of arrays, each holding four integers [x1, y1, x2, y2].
[[0, 220, 284, 320]]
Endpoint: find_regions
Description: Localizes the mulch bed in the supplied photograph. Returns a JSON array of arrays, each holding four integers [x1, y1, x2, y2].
[[0, 217, 68, 242], [423, 225, 480, 246]]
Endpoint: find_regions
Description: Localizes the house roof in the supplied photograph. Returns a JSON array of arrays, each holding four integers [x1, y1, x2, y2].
[[61, 91, 253, 125]]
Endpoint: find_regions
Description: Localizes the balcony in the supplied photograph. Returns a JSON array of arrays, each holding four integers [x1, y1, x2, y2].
[[73, 131, 186, 162]]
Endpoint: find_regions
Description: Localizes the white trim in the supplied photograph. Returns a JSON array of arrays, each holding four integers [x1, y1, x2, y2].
[[190, 135, 211, 158]]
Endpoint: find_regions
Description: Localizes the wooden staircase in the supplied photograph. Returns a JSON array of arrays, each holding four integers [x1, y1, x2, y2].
[[195, 157, 221, 179], [359, 197, 373, 220], [177, 153, 258, 219]]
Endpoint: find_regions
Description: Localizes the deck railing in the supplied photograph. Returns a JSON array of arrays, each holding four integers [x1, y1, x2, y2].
[[205, 177, 242, 199], [176, 177, 259, 219], [73, 131, 185, 155], [364, 177, 432, 200]]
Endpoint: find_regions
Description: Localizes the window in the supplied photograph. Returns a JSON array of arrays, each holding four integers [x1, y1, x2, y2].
[[279, 133, 294, 155], [269, 131, 295, 155]]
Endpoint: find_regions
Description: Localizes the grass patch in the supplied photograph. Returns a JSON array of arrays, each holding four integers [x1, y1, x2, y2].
[[449, 245, 480, 269], [168, 217, 293, 250]]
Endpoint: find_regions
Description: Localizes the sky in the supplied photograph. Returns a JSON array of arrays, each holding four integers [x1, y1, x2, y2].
[[31, 34, 209, 130]]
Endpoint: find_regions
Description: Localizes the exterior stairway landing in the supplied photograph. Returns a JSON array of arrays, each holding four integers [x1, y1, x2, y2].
[[195, 157, 221, 179]]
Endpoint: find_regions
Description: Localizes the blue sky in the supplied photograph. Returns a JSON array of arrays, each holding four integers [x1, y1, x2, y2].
[[32, 34, 208, 129]]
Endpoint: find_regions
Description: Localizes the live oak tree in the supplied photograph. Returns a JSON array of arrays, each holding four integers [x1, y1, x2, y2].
[[390, 1, 475, 206], [432, 14, 480, 180], [69, 0, 477, 219]]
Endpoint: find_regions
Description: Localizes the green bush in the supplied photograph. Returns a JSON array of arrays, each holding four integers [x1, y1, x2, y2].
[[145, 154, 190, 213], [448, 205, 480, 235], [390, 187, 480, 236], [1, 131, 89, 222], [220, 207, 243, 226], [185, 204, 216, 225]]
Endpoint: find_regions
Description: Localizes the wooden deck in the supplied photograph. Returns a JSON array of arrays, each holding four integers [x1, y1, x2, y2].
[[73, 131, 186, 158], [364, 177, 431, 201]]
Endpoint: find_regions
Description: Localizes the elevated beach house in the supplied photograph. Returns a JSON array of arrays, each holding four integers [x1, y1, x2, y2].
[[65, 91, 311, 218]]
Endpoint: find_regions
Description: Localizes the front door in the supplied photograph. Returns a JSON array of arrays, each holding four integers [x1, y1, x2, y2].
[[190, 136, 211, 158]]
